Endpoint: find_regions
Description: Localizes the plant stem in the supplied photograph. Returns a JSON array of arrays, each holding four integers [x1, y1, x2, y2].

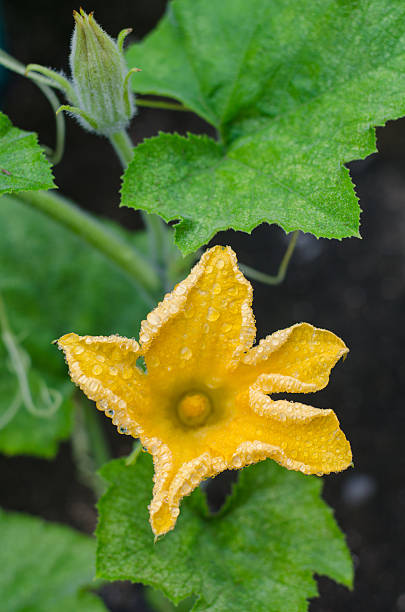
[[108, 130, 169, 278], [109, 130, 134, 167], [240, 231, 299, 286], [13, 191, 160, 303], [136, 98, 188, 112], [72, 396, 110, 498], [125, 440, 142, 466]]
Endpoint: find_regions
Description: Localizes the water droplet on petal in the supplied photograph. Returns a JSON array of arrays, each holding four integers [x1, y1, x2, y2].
[[110, 367, 118, 376], [207, 307, 219, 322], [92, 365, 103, 375], [216, 258, 225, 269], [221, 323, 232, 333], [212, 283, 221, 295], [122, 368, 132, 380], [175, 284, 187, 295], [107, 408, 114, 417], [180, 346, 192, 360], [118, 400, 126, 409], [147, 312, 160, 325], [75, 346, 84, 355]]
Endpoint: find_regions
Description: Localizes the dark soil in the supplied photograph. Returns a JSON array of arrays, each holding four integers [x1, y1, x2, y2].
[[1, 1, 405, 611]]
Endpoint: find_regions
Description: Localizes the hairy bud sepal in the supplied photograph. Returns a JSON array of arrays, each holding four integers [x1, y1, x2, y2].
[[69, 9, 136, 136]]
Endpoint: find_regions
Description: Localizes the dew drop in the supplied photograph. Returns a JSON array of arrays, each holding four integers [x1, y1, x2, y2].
[[184, 307, 194, 319], [206, 265, 213, 273], [122, 368, 132, 380], [110, 367, 118, 376], [207, 307, 219, 322], [96, 355, 105, 362], [147, 312, 160, 325], [212, 283, 221, 295], [180, 346, 192, 360], [221, 323, 232, 333], [175, 284, 187, 295], [119, 425, 128, 434], [74, 346, 84, 355], [203, 323, 210, 334], [232, 455, 242, 468], [216, 258, 225, 269], [118, 399, 126, 409], [107, 408, 114, 417], [92, 365, 103, 375]]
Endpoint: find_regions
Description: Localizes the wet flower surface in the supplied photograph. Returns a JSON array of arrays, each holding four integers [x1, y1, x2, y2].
[[58, 246, 352, 536]]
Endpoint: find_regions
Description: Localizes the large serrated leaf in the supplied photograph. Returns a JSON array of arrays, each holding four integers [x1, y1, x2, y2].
[[0, 196, 149, 457], [0, 112, 54, 195], [0, 509, 107, 612], [97, 453, 353, 612], [124, 0, 405, 252]]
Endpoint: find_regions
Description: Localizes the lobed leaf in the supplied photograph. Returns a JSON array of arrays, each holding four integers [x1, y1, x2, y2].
[[124, 0, 405, 252], [97, 453, 353, 612], [0, 112, 54, 195], [0, 509, 107, 612], [0, 196, 149, 457]]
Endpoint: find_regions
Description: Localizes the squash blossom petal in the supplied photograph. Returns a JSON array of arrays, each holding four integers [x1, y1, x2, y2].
[[57, 246, 352, 537]]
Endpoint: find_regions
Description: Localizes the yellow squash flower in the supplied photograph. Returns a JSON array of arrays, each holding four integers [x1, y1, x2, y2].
[[58, 246, 352, 537]]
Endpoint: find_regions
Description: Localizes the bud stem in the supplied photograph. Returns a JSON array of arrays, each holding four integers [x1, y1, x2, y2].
[[108, 130, 172, 286], [109, 130, 134, 168]]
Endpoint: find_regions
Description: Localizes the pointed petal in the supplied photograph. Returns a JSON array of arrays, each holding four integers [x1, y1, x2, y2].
[[230, 387, 352, 475], [234, 323, 348, 393], [57, 333, 150, 436], [140, 246, 256, 391], [148, 448, 216, 537]]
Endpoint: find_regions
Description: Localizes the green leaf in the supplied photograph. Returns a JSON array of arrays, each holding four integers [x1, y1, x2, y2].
[[0, 196, 149, 457], [124, 0, 405, 252], [0, 112, 54, 195], [97, 453, 353, 612], [0, 508, 107, 612]]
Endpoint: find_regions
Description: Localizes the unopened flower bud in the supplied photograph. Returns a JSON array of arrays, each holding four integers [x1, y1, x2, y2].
[[68, 9, 136, 135]]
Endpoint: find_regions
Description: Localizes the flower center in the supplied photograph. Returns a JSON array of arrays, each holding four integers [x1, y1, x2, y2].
[[176, 391, 212, 427]]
